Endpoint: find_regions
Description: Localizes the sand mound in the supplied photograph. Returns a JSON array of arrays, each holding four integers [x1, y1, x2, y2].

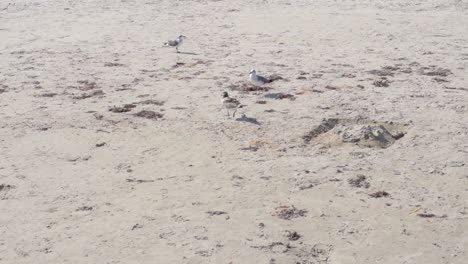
[[303, 118, 406, 148]]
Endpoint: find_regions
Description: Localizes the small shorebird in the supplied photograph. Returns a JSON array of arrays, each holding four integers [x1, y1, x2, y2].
[[163, 35, 186, 53], [249, 69, 271, 86], [222, 92, 243, 118]]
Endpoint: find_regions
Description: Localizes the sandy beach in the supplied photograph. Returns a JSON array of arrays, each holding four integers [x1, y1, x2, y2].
[[1, 0, 467, 263]]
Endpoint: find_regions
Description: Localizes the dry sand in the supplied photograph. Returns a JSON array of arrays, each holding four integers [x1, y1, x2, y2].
[[1, 0, 468, 263]]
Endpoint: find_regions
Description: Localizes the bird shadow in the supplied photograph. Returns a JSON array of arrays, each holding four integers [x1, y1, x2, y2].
[[235, 115, 261, 125], [177, 51, 199, 55]]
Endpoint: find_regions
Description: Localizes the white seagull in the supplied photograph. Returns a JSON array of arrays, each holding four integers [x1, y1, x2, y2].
[[249, 69, 271, 86], [222, 92, 243, 118], [164, 35, 186, 53]]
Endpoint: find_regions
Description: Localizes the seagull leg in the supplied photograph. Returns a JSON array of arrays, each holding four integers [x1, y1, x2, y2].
[[176, 47, 179, 53], [232, 108, 237, 118], [226, 109, 231, 118]]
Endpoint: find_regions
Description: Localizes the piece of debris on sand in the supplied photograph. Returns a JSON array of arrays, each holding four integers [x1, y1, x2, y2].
[[0, 84, 8, 93], [73, 90, 104, 100], [250, 242, 292, 253], [285, 230, 301, 241], [93, 113, 104, 120], [433, 77, 448, 83], [272, 205, 308, 220], [0, 184, 14, 192], [38, 92, 58, 97], [76, 80, 98, 91], [104, 62, 125, 67], [419, 67, 452, 77], [373, 78, 390, 87], [369, 191, 390, 198], [367, 66, 398, 77], [264, 92, 295, 100], [76, 206, 94, 211], [109, 104, 136, 113], [131, 223, 143, 230], [417, 213, 447, 218], [227, 82, 270, 92], [126, 178, 154, 183], [206, 211, 227, 216], [348, 175, 370, 188], [136, 99, 165, 106], [134, 110, 163, 120]]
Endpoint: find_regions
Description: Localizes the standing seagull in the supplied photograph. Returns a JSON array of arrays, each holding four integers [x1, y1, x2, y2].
[[163, 35, 186, 53], [222, 92, 243, 118], [249, 69, 271, 86]]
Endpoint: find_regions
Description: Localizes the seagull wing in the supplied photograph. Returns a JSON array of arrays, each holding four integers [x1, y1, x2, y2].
[[257, 75, 271, 84], [164, 39, 179, 47], [223, 97, 241, 108]]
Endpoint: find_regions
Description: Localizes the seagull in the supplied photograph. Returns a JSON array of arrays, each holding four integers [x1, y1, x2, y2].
[[222, 92, 243, 118], [249, 69, 271, 86], [163, 35, 186, 53]]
